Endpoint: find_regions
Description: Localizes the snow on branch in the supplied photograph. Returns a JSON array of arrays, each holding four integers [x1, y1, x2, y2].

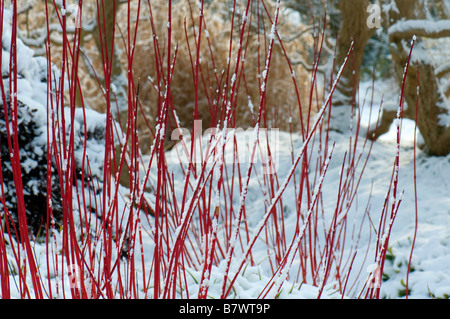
[[389, 19, 450, 40], [436, 61, 450, 78]]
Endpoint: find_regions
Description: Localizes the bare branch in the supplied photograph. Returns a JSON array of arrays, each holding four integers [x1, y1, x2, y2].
[[389, 19, 450, 40], [289, 56, 327, 74], [282, 24, 315, 42]]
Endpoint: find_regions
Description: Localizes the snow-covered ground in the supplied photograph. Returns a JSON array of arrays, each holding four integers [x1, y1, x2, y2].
[[352, 78, 450, 299], [1, 8, 450, 299], [130, 102, 450, 299], [8, 116, 448, 299]]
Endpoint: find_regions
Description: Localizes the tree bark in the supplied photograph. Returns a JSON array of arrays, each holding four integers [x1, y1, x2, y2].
[[335, 0, 375, 102]]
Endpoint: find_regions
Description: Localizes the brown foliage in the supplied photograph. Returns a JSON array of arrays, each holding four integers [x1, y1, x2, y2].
[[15, 0, 317, 155]]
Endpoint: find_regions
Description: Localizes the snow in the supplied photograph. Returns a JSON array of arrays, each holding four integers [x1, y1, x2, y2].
[[1, 8, 450, 300]]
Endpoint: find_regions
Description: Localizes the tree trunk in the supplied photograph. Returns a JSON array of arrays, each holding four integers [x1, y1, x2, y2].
[[374, 0, 450, 156], [330, 0, 375, 132], [91, 0, 132, 187], [92, 0, 124, 109]]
